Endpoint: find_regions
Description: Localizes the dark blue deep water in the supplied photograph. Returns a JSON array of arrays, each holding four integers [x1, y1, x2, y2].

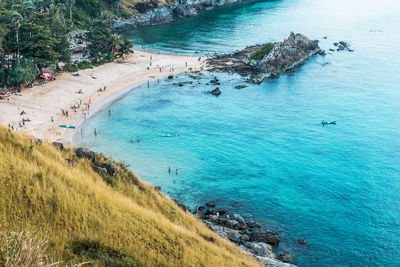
[[76, 0, 400, 265]]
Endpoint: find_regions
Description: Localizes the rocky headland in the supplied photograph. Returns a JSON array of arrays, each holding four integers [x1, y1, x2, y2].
[[206, 32, 322, 83], [194, 200, 300, 267], [114, 0, 247, 30]]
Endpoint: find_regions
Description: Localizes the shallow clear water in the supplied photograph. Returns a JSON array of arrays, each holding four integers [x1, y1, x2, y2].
[[77, 0, 400, 265]]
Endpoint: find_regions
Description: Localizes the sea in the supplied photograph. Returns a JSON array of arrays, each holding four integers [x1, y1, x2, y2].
[[74, 0, 400, 265]]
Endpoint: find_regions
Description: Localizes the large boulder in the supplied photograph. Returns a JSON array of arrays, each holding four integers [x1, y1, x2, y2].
[[232, 214, 245, 225], [52, 142, 64, 150], [225, 219, 239, 229], [279, 253, 293, 263], [250, 229, 280, 245], [102, 162, 116, 176], [75, 147, 95, 161]]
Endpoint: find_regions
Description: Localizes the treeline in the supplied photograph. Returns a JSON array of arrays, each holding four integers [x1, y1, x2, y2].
[[0, 0, 132, 89]]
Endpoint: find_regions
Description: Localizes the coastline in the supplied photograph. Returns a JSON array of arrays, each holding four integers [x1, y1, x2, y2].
[[0, 50, 202, 144]]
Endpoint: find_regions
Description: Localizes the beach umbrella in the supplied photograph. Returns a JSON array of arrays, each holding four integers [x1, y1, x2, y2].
[[0, 91, 5, 95]]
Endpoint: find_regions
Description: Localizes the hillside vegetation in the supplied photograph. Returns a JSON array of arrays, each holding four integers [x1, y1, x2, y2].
[[0, 126, 261, 266]]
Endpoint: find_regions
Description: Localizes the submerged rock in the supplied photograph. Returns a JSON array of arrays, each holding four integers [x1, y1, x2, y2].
[[235, 84, 247, 89], [206, 200, 216, 207]]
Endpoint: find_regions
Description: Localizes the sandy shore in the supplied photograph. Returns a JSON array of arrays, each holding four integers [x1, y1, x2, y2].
[[0, 51, 202, 143]]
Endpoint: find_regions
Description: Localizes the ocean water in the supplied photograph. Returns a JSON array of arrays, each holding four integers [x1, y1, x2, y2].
[[76, 0, 400, 265]]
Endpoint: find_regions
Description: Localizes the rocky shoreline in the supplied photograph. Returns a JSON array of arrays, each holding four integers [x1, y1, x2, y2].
[[114, 0, 249, 31], [206, 32, 322, 83], [193, 200, 298, 266]]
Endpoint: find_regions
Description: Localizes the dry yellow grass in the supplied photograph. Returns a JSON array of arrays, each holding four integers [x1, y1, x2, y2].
[[0, 126, 261, 266]]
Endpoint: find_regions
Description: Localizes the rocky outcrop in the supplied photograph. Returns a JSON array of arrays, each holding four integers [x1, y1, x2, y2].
[[210, 87, 221, 96], [195, 201, 296, 267], [114, 0, 246, 31], [206, 32, 321, 83]]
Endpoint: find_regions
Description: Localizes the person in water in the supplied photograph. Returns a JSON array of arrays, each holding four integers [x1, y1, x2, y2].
[[168, 166, 171, 173], [175, 169, 178, 175], [137, 137, 140, 143]]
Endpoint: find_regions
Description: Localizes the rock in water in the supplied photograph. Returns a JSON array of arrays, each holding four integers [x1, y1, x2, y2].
[[279, 253, 293, 263], [251, 229, 280, 245], [206, 32, 321, 84], [298, 238, 306, 245], [210, 87, 221, 96]]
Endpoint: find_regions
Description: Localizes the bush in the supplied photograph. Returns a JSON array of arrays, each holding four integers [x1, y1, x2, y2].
[[64, 63, 79, 72], [77, 61, 93, 70], [250, 42, 275, 60], [70, 239, 139, 267]]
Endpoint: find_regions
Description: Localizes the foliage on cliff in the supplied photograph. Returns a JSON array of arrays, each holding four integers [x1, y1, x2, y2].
[[0, 126, 262, 266], [250, 42, 274, 61]]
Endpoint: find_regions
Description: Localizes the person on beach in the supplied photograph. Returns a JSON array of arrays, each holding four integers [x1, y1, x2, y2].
[[51, 116, 54, 122], [175, 169, 178, 175], [159, 67, 162, 72], [62, 109, 65, 115], [94, 128, 97, 136], [66, 111, 69, 117], [168, 166, 171, 173], [104, 86, 106, 91], [185, 62, 187, 67]]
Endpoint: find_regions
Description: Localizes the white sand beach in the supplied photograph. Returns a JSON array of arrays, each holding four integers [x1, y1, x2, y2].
[[0, 51, 202, 143]]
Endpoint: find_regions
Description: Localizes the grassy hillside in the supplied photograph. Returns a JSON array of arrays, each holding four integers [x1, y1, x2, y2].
[[0, 126, 261, 266]]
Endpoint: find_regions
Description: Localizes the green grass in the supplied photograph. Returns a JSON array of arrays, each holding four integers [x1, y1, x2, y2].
[[250, 42, 275, 61], [0, 126, 262, 266]]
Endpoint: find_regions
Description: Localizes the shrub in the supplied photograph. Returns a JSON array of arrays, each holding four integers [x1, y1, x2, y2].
[[77, 61, 93, 70], [64, 64, 79, 72], [250, 42, 275, 60], [69, 239, 139, 267]]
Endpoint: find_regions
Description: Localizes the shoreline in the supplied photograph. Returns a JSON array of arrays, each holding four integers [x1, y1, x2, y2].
[[0, 50, 202, 144]]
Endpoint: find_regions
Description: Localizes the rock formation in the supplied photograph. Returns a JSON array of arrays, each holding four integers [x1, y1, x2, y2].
[[196, 201, 296, 267], [206, 32, 321, 83], [114, 0, 246, 30]]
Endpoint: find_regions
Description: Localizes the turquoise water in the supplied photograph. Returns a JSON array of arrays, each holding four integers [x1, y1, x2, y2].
[[77, 0, 400, 265]]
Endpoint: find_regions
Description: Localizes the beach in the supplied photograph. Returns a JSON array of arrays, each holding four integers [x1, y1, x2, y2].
[[0, 50, 201, 143]]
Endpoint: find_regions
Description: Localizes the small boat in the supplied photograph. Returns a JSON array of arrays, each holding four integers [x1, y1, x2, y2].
[[321, 120, 336, 125], [161, 133, 180, 137], [59, 124, 76, 129]]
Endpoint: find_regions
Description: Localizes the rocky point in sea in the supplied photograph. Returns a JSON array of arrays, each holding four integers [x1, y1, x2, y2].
[[194, 201, 297, 267], [206, 32, 322, 83]]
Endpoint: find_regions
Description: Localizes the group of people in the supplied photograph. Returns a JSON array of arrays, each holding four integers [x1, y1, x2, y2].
[[168, 166, 179, 175], [9, 109, 30, 130], [130, 137, 141, 143]]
